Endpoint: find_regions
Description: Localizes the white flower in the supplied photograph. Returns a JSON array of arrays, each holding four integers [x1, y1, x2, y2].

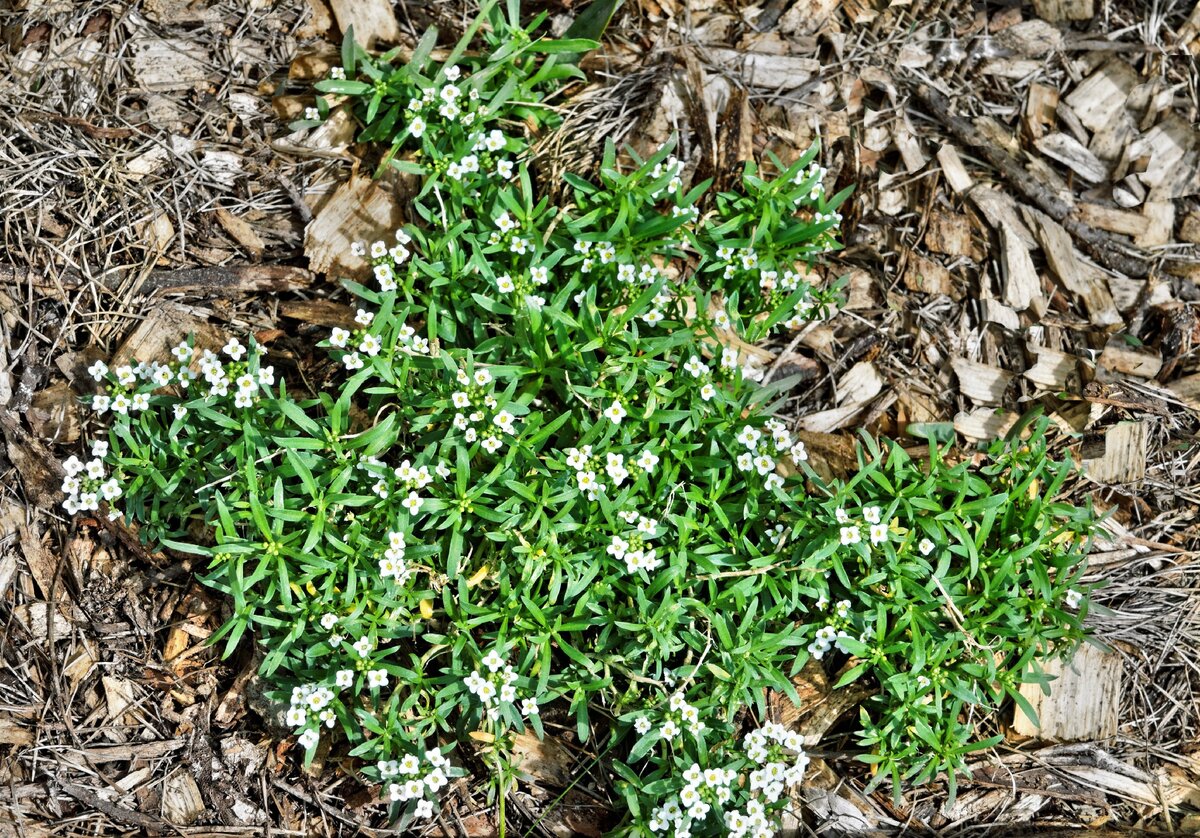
[[1064, 589, 1083, 610], [603, 401, 627, 424], [444, 64, 461, 82], [335, 670, 354, 688], [107, 393, 129, 413], [919, 537, 935, 556], [474, 369, 492, 386], [223, 338, 245, 360], [401, 492, 423, 514], [839, 526, 861, 546], [353, 636, 373, 658], [87, 360, 108, 381], [869, 523, 888, 544], [496, 159, 513, 179], [343, 352, 364, 371], [634, 716, 652, 734], [304, 106, 320, 121], [366, 669, 388, 688], [329, 327, 350, 348], [863, 506, 881, 524], [521, 698, 539, 715], [414, 799, 435, 819], [496, 274, 515, 294], [131, 393, 150, 411], [736, 427, 762, 449], [319, 613, 338, 631], [440, 83, 461, 102], [359, 334, 382, 356], [482, 650, 507, 673], [286, 707, 307, 727], [409, 116, 426, 138]]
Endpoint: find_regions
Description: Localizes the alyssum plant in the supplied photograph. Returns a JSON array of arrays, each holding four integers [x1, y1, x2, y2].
[[61, 6, 1094, 835]]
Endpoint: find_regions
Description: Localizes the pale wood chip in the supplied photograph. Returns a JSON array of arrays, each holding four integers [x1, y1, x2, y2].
[[1083, 420, 1147, 484], [1027, 209, 1122, 327], [304, 175, 405, 278], [215, 209, 266, 258], [1064, 59, 1136, 132], [935, 144, 973, 194], [1167, 372, 1200, 410], [1024, 345, 1077, 390], [1075, 202, 1149, 238], [1023, 82, 1059, 140], [705, 49, 818, 89], [328, 0, 400, 48], [981, 297, 1020, 330], [1013, 643, 1121, 741], [161, 770, 205, 825], [1180, 211, 1200, 244], [834, 362, 883, 405], [13, 602, 74, 641], [953, 408, 1017, 442], [1134, 200, 1175, 248], [951, 359, 1014, 405], [132, 38, 212, 92], [1032, 0, 1094, 21], [1097, 343, 1163, 380], [112, 303, 227, 368], [1128, 113, 1198, 200], [999, 224, 1042, 312], [1035, 132, 1108, 182], [903, 252, 956, 298], [997, 19, 1064, 56]]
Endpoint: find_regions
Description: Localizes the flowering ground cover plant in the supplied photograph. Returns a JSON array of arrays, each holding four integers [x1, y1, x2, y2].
[[60, 10, 1096, 835]]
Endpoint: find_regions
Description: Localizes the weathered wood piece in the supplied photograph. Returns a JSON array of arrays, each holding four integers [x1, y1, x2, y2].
[[1013, 643, 1121, 741]]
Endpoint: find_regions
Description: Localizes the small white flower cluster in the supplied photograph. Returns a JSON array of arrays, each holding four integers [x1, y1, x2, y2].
[[836, 505, 890, 548], [732, 419, 800, 491], [647, 763, 737, 833], [649, 154, 684, 198], [450, 128, 512, 181], [486, 210, 532, 255], [565, 444, 659, 502], [381, 747, 450, 819], [196, 340, 275, 408], [463, 649, 540, 722], [286, 682, 340, 749], [448, 366, 519, 454], [632, 690, 705, 744], [1064, 588, 1083, 610], [607, 509, 663, 574], [60, 439, 120, 516], [575, 239, 618, 276], [362, 455, 435, 513], [403, 67, 482, 137], [792, 160, 828, 202], [351, 228, 412, 294], [492, 261, 550, 312], [379, 530, 412, 584]]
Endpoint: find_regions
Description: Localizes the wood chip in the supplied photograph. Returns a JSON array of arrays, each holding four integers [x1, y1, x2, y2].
[[1167, 372, 1200, 410], [951, 359, 1014, 405], [706, 49, 819, 89], [1035, 132, 1107, 183], [328, 0, 400, 49], [998, 19, 1064, 57], [1128, 114, 1198, 200], [953, 409, 1017, 442], [999, 224, 1042, 312], [1075, 202, 1149, 238], [304, 175, 405, 278], [512, 731, 575, 787], [981, 297, 1020, 330], [834, 362, 883, 405], [1028, 210, 1122, 327], [1064, 59, 1136, 133], [214, 209, 265, 258], [1024, 345, 1076, 391], [161, 770, 205, 825], [132, 38, 212, 92], [1083, 420, 1147, 484], [1032, 0, 1094, 21], [936, 143, 973, 194], [1134, 200, 1175, 248], [1013, 644, 1120, 741], [1097, 342, 1162, 380], [112, 304, 226, 368], [1023, 82, 1059, 140], [925, 210, 981, 260], [903, 252, 956, 297], [13, 602, 74, 641], [1180, 211, 1200, 244]]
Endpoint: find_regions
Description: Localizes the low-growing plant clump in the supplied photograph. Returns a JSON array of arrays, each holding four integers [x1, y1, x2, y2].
[[60, 4, 1095, 834]]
